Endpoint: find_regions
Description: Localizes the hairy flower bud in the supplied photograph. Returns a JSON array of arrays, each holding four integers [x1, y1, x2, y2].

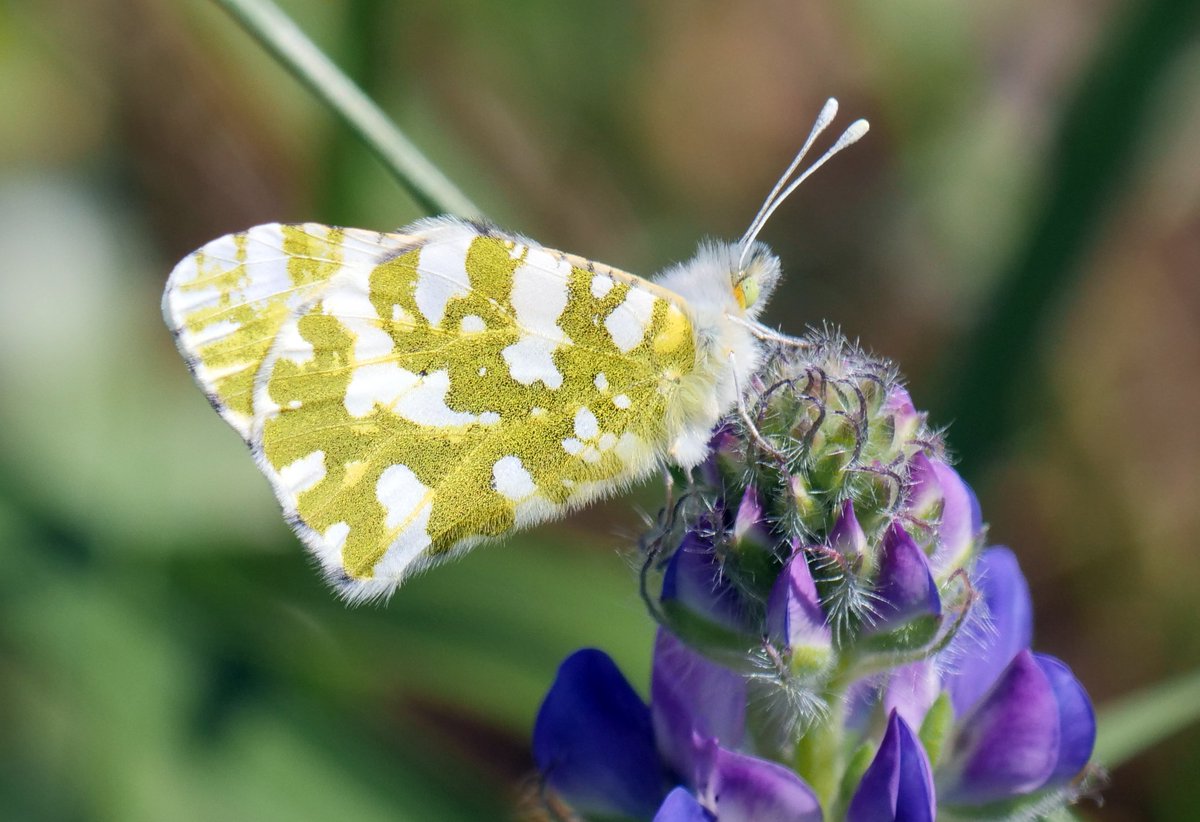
[[531, 332, 1095, 821]]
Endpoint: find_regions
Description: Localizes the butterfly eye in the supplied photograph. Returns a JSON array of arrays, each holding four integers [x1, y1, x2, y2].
[[735, 274, 761, 311]]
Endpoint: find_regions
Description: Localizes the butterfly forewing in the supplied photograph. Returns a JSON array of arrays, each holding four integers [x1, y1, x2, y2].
[[168, 217, 697, 599], [163, 223, 415, 439]]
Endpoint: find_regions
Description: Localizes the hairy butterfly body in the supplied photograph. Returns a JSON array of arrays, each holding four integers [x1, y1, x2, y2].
[[163, 99, 866, 601]]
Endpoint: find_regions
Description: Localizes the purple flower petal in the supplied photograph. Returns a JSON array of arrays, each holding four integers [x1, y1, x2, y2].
[[906, 453, 942, 520], [1037, 654, 1096, 786], [885, 386, 921, 444], [733, 486, 771, 552], [930, 463, 982, 573], [906, 455, 982, 574], [695, 742, 823, 822], [662, 531, 754, 636], [939, 650, 1060, 805], [830, 500, 867, 559], [870, 523, 941, 634], [847, 711, 936, 822], [654, 787, 715, 822], [884, 660, 942, 731], [651, 629, 746, 784], [766, 552, 832, 666], [533, 649, 668, 818], [945, 547, 1033, 716]]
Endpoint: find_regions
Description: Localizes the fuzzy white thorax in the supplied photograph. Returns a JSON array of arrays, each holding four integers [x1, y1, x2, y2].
[[653, 241, 782, 468]]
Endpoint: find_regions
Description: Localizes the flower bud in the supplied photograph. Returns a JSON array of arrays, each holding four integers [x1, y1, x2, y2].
[[660, 530, 757, 649], [867, 523, 941, 644], [830, 499, 867, 561], [732, 485, 772, 554], [884, 387, 922, 448], [765, 551, 833, 677], [847, 711, 936, 822], [907, 454, 982, 575]]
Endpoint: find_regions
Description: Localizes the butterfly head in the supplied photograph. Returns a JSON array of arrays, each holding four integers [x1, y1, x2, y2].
[[728, 97, 868, 313], [731, 243, 782, 319]]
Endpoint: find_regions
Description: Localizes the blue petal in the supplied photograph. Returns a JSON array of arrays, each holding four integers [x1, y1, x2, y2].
[[766, 551, 832, 657], [830, 499, 867, 559], [939, 650, 1059, 805], [654, 787, 714, 822], [661, 530, 755, 635], [929, 461, 981, 573], [945, 547, 1033, 716], [884, 660, 941, 730], [847, 711, 936, 822], [533, 649, 668, 818], [651, 629, 746, 784], [698, 744, 823, 822], [870, 523, 941, 633], [1037, 654, 1096, 786], [906, 455, 982, 574]]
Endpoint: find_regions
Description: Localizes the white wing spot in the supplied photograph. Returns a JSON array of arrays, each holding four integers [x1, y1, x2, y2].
[[562, 438, 584, 456], [395, 370, 482, 427], [345, 362, 419, 418], [613, 394, 632, 409], [376, 465, 431, 530], [594, 372, 609, 392], [313, 521, 350, 568], [460, 314, 486, 333], [492, 456, 536, 501], [278, 451, 326, 496], [372, 465, 435, 580], [502, 337, 563, 389], [591, 275, 614, 299], [604, 287, 656, 352], [574, 406, 600, 440], [414, 226, 474, 327], [501, 248, 571, 389], [322, 285, 393, 360], [478, 366, 487, 376], [479, 411, 501, 425]]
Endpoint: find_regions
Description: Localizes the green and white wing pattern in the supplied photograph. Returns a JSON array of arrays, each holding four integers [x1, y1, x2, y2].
[[165, 217, 697, 599]]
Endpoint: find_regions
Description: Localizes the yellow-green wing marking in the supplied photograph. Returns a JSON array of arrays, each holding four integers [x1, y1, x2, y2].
[[164, 223, 418, 439], [242, 217, 697, 600]]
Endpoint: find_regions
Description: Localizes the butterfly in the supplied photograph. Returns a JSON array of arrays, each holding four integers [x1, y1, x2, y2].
[[163, 98, 867, 602]]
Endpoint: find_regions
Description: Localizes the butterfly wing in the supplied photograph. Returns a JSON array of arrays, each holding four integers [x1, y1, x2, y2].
[[163, 223, 414, 439], [166, 217, 697, 600]]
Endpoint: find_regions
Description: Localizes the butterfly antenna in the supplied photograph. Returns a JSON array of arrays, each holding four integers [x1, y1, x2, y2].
[[738, 101, 869, 267]]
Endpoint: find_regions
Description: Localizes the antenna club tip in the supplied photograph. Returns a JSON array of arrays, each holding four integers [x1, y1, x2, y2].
[[817, 97, 839, 126]]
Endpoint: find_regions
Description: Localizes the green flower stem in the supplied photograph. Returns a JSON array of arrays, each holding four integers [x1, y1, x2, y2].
[[793, 698, 845, 811], [213, 0, 482, 219]]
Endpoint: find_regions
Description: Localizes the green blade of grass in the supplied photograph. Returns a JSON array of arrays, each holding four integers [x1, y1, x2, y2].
[[213, 0, 481, 219], [1095, 666, 1200, 767]]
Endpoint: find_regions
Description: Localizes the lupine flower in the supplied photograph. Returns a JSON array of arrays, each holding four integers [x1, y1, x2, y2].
[[531, 332, 1096, 820], [533, 630, 821, 820]]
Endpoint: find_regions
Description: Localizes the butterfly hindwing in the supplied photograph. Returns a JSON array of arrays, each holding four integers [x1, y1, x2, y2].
[[169, 217, 697, 599]]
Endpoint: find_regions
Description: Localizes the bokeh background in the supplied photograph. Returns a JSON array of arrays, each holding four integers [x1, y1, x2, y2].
[[2, 0, 1198, 819]]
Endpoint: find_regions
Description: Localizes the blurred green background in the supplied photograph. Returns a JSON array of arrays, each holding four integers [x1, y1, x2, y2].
[[1, 0, 1198, 819]]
